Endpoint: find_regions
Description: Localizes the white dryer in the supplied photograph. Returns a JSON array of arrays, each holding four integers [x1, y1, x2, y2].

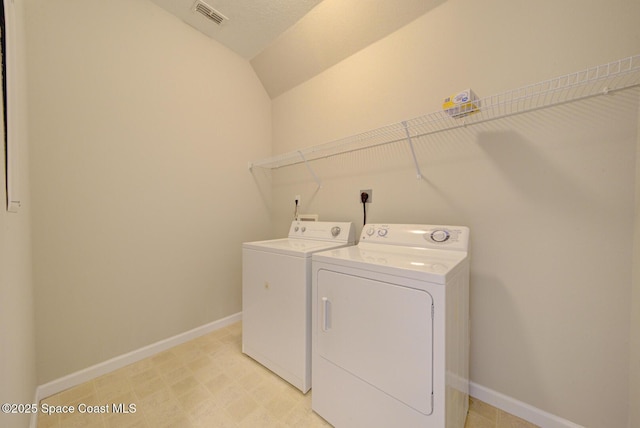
[[312, 224, 470, 427], [242, 221, 355, 393]]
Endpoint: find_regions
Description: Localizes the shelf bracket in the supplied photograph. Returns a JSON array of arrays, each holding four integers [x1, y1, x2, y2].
[[402, 121, 423, 179], [298, 150, 322, 188]]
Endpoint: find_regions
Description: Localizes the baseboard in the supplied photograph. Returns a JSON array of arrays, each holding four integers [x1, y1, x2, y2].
[[34, 312, 242, 406], [469, 381, 584, 428]]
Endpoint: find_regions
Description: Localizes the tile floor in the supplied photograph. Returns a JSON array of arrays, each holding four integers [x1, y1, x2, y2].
[[37, 322, 538, 428]]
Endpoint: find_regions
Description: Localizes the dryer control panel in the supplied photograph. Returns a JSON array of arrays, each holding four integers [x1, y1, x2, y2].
[[359, 224, 469, 251]]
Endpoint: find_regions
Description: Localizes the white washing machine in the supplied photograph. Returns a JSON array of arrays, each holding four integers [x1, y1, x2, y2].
[[311, 224, 470, 427], [242, 221, 355, 393]]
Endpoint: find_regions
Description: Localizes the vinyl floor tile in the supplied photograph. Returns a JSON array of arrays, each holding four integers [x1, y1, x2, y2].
[[37, 322, 538, 427]]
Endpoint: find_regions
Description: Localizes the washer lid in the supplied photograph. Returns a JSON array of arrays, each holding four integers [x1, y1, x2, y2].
[[312, 244, 467, 283], [243, 238, 352, 257]]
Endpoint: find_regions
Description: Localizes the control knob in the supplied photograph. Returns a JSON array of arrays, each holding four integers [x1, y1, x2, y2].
[[430, 229, 450, 242], [331, 226, 341, 237]]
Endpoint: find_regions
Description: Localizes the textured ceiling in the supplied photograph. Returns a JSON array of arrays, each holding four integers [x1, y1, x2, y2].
[[149, 0, 324, 60], [149, 0, 445, 98]]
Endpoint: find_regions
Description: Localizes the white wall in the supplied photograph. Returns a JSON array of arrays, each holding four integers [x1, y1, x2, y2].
[[631, 102, 640, 428], [269, 0, 640, 426], [25, 0, 272, 384], [0, 1, 37, 427]]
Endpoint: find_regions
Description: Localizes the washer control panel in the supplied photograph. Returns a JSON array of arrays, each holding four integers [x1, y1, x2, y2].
[[288, 221, 355, 243], [359, 224, 469, 251]]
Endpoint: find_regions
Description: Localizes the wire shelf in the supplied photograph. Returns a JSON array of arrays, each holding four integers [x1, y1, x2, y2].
[[249, 54, 640, 171]]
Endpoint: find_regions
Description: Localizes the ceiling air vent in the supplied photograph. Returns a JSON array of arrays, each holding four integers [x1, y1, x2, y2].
[[192, 0, 228, 25]]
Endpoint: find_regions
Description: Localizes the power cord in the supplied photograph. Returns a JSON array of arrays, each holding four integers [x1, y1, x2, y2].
[[361, 192, 369, 225]]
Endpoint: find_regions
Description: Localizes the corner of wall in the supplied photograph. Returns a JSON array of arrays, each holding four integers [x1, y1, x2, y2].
[[629, 95, 640, 428]]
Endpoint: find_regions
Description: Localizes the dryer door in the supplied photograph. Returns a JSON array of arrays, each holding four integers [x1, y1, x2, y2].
[[316, 269, 434, 415]]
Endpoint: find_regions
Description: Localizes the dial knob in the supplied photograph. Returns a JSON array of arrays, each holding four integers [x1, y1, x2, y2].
[[331, 226, 341, 237], [377, 228, 388, 237], [301, 227, 306, 232], [366, 227, 375, 236], [430, 229, 450, 242], [294, 226, 299, 232]]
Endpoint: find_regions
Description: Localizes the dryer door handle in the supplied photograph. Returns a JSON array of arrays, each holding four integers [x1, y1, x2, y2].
[[321, 297, 331, 332]]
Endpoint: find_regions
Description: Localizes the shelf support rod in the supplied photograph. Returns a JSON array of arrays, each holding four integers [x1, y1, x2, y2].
[[402, 121, 423, 179], [298, 150, 322, 188]]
